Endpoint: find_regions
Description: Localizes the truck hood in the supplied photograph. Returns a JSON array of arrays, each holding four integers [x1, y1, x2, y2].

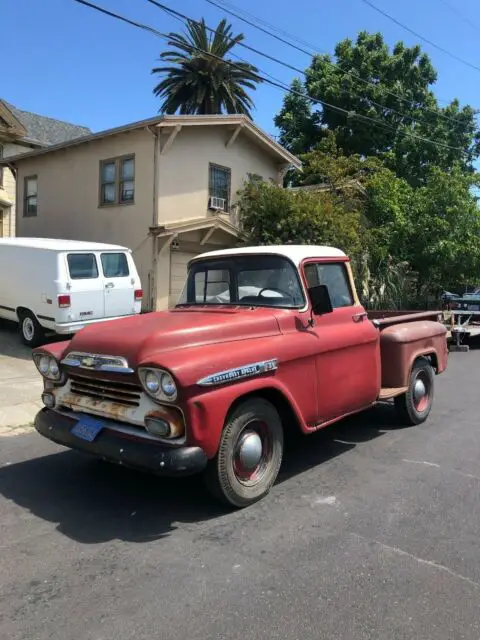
[[64, 307, 281, 367]]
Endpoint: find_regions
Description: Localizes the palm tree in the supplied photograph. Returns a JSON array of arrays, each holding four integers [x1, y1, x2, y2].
[[152, 18, 261, 118]]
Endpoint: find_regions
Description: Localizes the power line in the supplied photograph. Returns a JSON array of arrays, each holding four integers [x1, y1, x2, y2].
[[359, 0, 480, 74], [206, 0, 468, 127], [73, 0, 466, 154], [438, 0, 480, 34], [151, 0, 439, 131]]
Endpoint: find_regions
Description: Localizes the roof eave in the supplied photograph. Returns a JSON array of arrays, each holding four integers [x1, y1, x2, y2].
[[3, 114, 300, 168]]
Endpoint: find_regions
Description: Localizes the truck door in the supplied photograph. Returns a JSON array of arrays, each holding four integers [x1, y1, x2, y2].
[[303, 260, 380, 423], [63, 253, 105, 322], [100, 251, 137, 318]]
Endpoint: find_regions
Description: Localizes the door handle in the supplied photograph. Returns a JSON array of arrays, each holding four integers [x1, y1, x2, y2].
[[352, 312, 368, 322], [105, 282, 115, 289]]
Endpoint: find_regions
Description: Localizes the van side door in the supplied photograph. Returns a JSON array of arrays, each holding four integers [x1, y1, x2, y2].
[[303, 260, 380, 423], [100, 251, 139, 318]]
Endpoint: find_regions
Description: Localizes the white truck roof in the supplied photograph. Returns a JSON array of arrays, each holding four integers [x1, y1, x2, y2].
[[0, 238, 129, 252], [194, 245, 347, 266]]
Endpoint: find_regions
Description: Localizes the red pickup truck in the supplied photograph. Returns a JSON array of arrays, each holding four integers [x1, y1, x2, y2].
[[32, 245, 448, 508]]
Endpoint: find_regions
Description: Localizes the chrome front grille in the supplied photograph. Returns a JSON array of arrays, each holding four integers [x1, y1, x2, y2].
[[69, 374, 142, 407]]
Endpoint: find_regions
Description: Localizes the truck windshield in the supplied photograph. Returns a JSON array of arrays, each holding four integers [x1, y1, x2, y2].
[[177, 255, 305, 309]]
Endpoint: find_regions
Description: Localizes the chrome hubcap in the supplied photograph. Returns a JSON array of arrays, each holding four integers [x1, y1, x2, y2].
[[413, 378, 427, 403], [23, 318, 34, 341], [238, 431, 263, 470]]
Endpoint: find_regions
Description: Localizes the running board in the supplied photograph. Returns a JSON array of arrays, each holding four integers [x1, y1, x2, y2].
[[378, 386, 408, 400]]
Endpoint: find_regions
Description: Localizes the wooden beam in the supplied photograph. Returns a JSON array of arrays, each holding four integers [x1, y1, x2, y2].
[[225, 124, 243, 148], [161, 125, 182, 155], [159, 233, 178, 254], [200, 225, 218, 245]]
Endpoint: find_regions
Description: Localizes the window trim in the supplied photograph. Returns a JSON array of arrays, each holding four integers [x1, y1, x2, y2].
[[303, 259, 354, 309], [99, 154, 135, 207], [0, 144, 3, 188], [23, 174, 38, 217], [208, 163, 231, 212]]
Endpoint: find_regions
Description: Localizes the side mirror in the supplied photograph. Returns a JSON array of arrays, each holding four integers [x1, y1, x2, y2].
[[308, 284, 333, 316]]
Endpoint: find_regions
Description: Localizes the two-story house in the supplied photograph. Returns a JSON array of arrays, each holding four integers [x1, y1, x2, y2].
[[3, 114, 300, 310], [0, 99, 91, 237]]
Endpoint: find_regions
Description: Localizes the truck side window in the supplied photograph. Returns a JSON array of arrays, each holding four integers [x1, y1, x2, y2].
[[67, 253, 99, 280], [305, 262, 353, 308]]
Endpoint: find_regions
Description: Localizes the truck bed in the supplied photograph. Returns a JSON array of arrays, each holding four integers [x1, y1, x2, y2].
[[368, 310, 444, 328]]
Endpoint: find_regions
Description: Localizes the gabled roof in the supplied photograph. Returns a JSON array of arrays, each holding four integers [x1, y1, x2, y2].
[[2, 114, 300, 168], [0, 100, 91, 147]]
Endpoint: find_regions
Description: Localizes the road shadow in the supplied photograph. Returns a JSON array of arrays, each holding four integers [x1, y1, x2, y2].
[[0, 404, 401, 545], [0, 320, 60, 361], [0, 320, 32, 361], [278, 401, 399, 483]]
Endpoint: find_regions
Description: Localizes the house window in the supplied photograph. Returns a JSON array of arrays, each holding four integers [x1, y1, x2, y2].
[[209, 163, 231, 211], [304, 262, 354, 308], [0, 145, 3, 187], [24, 175, 38, 217], [99, 155, 135, 206]]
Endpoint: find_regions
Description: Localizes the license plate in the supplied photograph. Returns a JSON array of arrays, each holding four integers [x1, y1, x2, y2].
[[71, 416, 104, 442]]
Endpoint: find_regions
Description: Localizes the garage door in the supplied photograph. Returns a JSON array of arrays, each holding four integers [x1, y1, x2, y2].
[[169, 250, 199, 307]]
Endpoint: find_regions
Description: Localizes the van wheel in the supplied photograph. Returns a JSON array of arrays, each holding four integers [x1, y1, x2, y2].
[[18, 311, 44, 348], [204, 398, 284, 508], [394, 357, 435, 426]]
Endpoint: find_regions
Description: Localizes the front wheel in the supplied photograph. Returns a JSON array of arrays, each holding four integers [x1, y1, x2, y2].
[[394, 356, 435, 426], [204, 398, 284, 508]]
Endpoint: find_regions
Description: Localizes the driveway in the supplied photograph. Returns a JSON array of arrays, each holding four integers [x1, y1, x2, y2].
[[1, 350, 480, 639], [0, 321, 43, 430]]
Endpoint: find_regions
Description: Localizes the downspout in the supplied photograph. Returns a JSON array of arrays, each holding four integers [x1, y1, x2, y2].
[[146, 125, 160, 310], [9, 162, 17, 237]]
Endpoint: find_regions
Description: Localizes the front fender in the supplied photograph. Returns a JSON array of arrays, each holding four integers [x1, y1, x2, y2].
[[184, 376, 310, 459]]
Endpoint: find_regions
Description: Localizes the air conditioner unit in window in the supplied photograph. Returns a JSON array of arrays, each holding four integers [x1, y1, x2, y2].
[[208, 196, 226, 211]]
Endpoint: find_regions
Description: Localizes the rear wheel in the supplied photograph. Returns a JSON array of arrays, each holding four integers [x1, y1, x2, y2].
[[394, 357, 435, 426], [18, 310, 44, 348], [204, 398, 284, 508]]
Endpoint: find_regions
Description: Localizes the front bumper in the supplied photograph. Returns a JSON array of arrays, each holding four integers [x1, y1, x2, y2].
[[34, 408, 208, 477]]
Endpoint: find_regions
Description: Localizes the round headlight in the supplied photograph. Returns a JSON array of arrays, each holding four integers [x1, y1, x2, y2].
[[49, 360, 60, 378], [38, 355, 50, 375], [145, 370, 161, 394], [161, 373, 177, 398]]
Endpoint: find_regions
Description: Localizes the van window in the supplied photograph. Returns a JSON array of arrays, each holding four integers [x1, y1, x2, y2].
[[67, 253, 99, 280], [101, 252, 129, 278]]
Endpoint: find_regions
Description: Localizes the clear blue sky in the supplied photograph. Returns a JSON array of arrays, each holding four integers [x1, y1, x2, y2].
[[3, 0, 480, 137]]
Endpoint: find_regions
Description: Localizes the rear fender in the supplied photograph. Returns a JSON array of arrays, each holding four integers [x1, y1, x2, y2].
[[380, 321, 447, 387]]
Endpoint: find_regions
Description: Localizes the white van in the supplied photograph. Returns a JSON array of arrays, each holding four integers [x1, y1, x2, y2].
[[0, 238, 143, 346]]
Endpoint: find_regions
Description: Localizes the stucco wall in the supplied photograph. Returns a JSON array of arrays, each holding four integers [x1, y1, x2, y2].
[[0, 140, 34, 236], [157, 125, 281, 225], [15, 129, 156, 307]]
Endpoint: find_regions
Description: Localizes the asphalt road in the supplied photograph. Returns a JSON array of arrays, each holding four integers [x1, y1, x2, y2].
[[1, 351, 480, 640]]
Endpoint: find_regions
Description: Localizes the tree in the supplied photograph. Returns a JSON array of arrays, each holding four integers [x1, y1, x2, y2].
[[275, 32, 480, 185], [237, 177, 363, 259], [152, 18, 261, 117], [274, 78, 316, 156]]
